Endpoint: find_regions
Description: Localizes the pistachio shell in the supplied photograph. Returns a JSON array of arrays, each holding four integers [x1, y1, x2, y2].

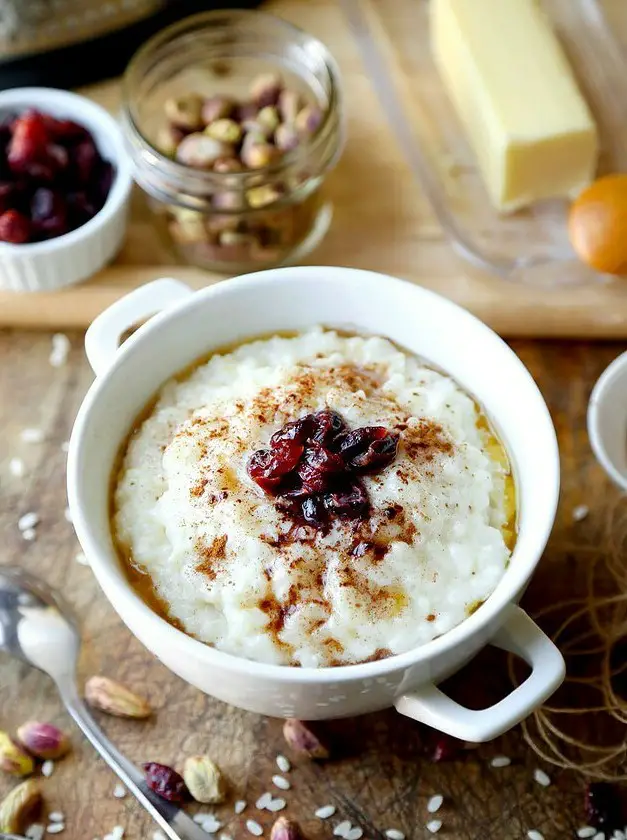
[[85, 676, 152, 719], [0, 779, 41, 833], [0, 732, 34, 776], [16, 722, 70, 761]]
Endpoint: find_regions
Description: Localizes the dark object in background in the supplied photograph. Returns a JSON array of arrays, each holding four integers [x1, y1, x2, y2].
[[0, 0, 262, 91]]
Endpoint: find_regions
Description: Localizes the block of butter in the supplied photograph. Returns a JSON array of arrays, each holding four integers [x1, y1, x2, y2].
[[430, 0, 599, 213]]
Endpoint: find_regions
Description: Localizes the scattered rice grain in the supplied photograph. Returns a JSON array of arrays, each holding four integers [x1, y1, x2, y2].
[[490, 756, 511, 768], [75, 552, 89, 566], [22, 527, 36, 541], [18, 512, 39, 531], [246, 820, 263, 836], [267, 798, 286, 812], [47, 826, 64, 835], [334, 821, 352, 837], [21, 428, 44, 444], [573, 505, 589, 522], [426, 821, 442, 835], [152, 833, 167, 840], [527, 831, 544, 840], [577, 829, 597, 839], [427, 795, 443, 814], [9, 457, 25, 477], [235, 800, 247, 814], [50, 334, 71, 367], [110, 828, 124, 840], [113, 784, 126, 799], [64, 507, 72, 523], [385, 831, 405, 840], [315, 806, 336, 820], [202, 817, 222, 834], [272, 775, 290, 790], [533, 768, 551, 787], [345, 829, 363, 840], [276, 754, 290, 773], [593, 834, 605, 840], [26, 825, 45, 840], [41, 759, 55, 777], [61, 441, 70, 453], [49, 813, 64, 823], [256, 792, 272, 810]]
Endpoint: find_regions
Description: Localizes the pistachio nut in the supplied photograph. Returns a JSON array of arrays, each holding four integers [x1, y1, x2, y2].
[[282, 719, 329, 759], [247, 184, 282, 209], [250, 72, 282, 107], [241, 140, 280, 170], [271, 816, 303, 840], [257, 106, 280, 135], [234, 101, 259, 123], [175, 134, 232, 169], [156, 125, 184, 157], [16, 722, 70, 761], [0, 732, 34, 776], [295, 105, 323, 137], [275, 123, 299, 152], [241, 120, 272, 141], [85, 676, 152, 719], [0, 779, 41, 833], [212, 191, 245, 211], [164, 93, 204, 131], [278, 89, 302, 124], [182, 755, 227, 804], [213, 157, 243, 174], [205, 118, 242, 145], [201, 95, 235, 125], [219, 230, 257, 247]]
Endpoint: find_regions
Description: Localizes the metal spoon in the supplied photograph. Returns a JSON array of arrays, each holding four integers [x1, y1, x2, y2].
[[0, 566, 209, 840]]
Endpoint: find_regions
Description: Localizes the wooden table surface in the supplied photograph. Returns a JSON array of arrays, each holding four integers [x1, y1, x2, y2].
[[1, 331, 624, 840]]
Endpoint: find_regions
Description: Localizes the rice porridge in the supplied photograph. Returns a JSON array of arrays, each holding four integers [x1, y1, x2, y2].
[[113, 328, 515, 668]]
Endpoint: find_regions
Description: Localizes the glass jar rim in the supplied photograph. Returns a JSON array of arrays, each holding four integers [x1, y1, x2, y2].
[[121, 8, 343, 187]]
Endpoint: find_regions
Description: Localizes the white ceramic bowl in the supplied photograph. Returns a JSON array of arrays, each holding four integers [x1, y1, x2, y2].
[[68, 267, 564, 742], [588, 350, 627, 491], [0, 88, 132, 292]]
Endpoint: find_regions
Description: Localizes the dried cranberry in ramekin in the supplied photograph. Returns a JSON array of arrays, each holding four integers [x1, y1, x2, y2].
[[0, 87, 132, 293]]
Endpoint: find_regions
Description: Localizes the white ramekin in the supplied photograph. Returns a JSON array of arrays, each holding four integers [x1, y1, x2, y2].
[[0, 88, 132, 293], [588, 350, 627, 491], [68, 267, 564, 742]]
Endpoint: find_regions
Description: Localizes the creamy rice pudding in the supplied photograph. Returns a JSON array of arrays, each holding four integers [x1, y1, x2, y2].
[[113, 328, 515, 668]]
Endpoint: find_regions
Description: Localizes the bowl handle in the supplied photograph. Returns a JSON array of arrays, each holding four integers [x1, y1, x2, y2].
[[85, 278, 194, 376], [394, 605, 565, 743]]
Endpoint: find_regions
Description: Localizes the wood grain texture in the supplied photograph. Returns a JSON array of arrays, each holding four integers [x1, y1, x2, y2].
[[0, 331, 624, 839], [1, 1, 627, 335]]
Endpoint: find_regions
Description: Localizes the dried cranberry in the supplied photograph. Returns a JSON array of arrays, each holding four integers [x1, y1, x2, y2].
[[7, 112, 48, 175], [30, 188, 67, 239], [323, 479, 369, 519], [297, 441, 346, 493], [431, 734, 462, 762], [301, 495, 327, 528], [67, 191, 96, 228], [337, 426, 398, 471], [585, 783, 623, 833], [142, 762, 188, 802], [270, 414, 315, 447], [43, 116, 89, 143], [92, 160, 114, 208], [248, 440, 304, 493], [0, 182, 14, 213], [0, 209, 30, 244], [72, 139, 99, 184], [311, 410, 346, 446]]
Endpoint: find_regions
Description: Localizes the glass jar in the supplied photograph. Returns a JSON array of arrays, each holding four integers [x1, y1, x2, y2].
[[121, 10, 344, 273]]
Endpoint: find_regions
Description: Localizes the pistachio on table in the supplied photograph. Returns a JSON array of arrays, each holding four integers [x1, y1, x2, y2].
[[0, 732, 34, 776], [143, 762, 189, 802], [271, 816, 303, 840], [0, 779, 41, 834], [182, 755, 227, 804], [16, 721, 70, 761], [282, 718, 329, 759], [85, 675, 152, 719]]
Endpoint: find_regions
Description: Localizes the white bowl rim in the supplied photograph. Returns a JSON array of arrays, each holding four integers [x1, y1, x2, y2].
[[68, 266, 560, 685], [588, 348, 627, 491], [0, 87, 132, 256]]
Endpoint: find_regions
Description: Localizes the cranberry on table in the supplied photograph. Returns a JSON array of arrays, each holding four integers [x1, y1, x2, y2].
[[142, 762, 189, 802], [0, 109, 114, 245]]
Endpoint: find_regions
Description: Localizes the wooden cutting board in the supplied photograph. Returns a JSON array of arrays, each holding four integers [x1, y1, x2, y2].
[[2, 0, 627, 338]]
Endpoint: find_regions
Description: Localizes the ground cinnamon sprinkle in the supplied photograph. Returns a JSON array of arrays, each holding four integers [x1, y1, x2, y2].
[[195, 534, 228, 579], [402, 419, 454, 462]]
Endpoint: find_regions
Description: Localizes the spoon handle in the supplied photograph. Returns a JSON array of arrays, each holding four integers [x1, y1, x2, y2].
[[56, 680, 209, 840]]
